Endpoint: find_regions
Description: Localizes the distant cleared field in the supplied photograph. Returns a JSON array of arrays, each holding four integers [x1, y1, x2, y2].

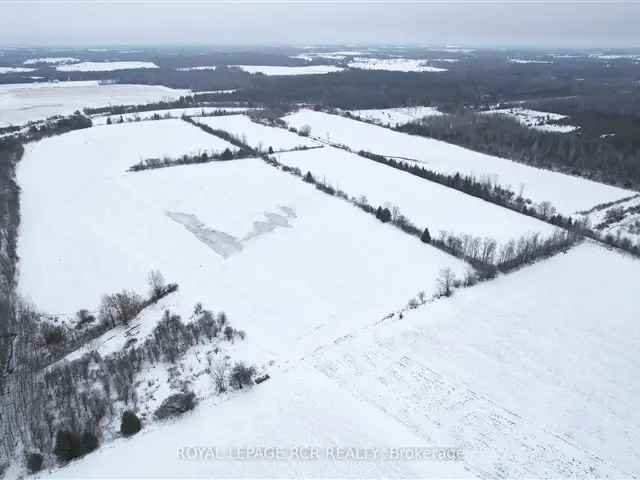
[[0, 80, 189, 127]]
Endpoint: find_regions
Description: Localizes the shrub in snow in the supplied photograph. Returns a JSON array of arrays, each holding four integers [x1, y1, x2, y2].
[[25, 452, 43, 473], [420, 227, 431, 243], [229, 362, 256, 389], [120, 410, 142, 437], [154, 391, 198, 420], [53, 430, 98, 464]]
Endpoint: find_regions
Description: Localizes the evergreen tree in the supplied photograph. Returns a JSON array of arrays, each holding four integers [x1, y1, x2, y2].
[[420, 227, 431, 243]]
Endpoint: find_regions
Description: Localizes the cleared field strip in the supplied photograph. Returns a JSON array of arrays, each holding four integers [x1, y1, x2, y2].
[[277, 146, 559, 246], [283, 109, 634, 215]]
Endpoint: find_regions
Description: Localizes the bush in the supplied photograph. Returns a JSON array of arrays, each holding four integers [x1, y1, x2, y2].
[[154, 391, 197, 419], [81, 431, 99, 454], [53, 430, 83, 463], [42, 324, 65, 346], [53, 430, 99, 463], [229, 362, 256, 389], [99, 290, 144, 326], [120, 410, 142, 437], [25, 452, 44, 473]]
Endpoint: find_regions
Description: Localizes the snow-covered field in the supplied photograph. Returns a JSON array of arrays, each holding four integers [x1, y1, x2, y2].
[[0, 66, 35, 74], [56, 61, 159, 72], [23, 57, 79, 65], [347, 106, 443, 127], [283, 109, 633, 214], [92, 107, 254, 126], [193, 114, 321, 151], [18, 121, 467, 363], [276, 146, 558, 245], [232, 65, 344, 75], [311, 242, 640, 477], [42, 364, 469, 479], [348, 58, 447, 72], [482, 107, 579, 133], [0, 81, 190, 127], [509, 58, 552, 64]]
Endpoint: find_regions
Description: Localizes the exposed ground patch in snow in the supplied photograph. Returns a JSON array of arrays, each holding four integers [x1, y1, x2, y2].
[[348, 106, 443, 127], [0, 81, 190, 127], [91, 107, 253, 126], [193, 114, 321, 151], [311, 242, 640, 477], [23, 57, 79, 65], [482, 107, 579, 133], [232, 65, 344, 75], [348, 58, 447, 72], [56, 61, 159, 72], [277, 146, 559, 246], [283, 109, 633, 215]]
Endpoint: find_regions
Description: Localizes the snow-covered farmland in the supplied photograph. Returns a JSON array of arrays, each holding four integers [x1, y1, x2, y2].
[[44, 364, 469, 479], [18, 122, 467, 363], [0, 81, 190, 127], [23, 57, 79, 65], [348, 58, 447, 72], [193, 114, 320, 151], [0, 66, 35, 74], [348, 106, 443, 127], [91, 107, 254, 126], [509, 58, 552, 64], [482, 107, 579, 133], [56, 61, 159, 72], [312, 242, 640, 477], [283, 109, 633, 214], [276, 146, 558, 245], [232, 65, 344, 75]]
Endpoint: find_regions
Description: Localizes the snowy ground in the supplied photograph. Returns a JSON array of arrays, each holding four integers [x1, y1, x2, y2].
[[276, 146, 559, 246], [508, 58, 552, 64], [41, 364, 470, 479], [0, 66, 35, 74], [91, 107, 255, 126], [347, 58, 447, 72], [232, 65, 344, 75], [23, 57, 79, 65], [482, 107, 579, 133], [283, 109, 633, 215], [579, 194, 640, 246], [193, 114, 321, 151], [0, 81, 190, 127], [311, 242, 640, 477], [17, 122, 467, 363], [56, 61, 159, 72], [347, 106, 443, 127]]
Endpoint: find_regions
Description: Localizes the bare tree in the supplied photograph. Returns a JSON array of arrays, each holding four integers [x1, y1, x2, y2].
[[436, 268, 456, 297], [147, 270, 166, 299], [209, 357, 227, 393]]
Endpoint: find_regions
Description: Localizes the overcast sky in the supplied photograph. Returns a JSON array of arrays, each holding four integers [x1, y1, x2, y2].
[[1, 1, 639, 48]]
